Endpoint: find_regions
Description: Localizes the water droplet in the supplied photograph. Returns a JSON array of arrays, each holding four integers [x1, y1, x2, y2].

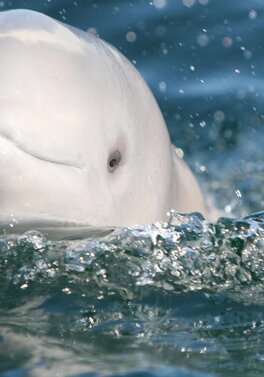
[[175, 148, 184, 158], [153, 0, 167, 8], [222, 36, 233, 47], [244, 50, 252, 59], [126, 31, 137, 43], [183, 0, 195, 7], [225, 205, 232, 214], [249, 10, 257, 20], [197, 33, 209, 47], [214, 110, 225, 122], [62, 287, 72, 295], [87, 27, 98, 36], [159, 81, 167, 93], [235, 190, 242, 198]]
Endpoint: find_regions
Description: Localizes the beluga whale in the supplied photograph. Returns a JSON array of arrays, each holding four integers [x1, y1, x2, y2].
[[0, 9, 207, 234]]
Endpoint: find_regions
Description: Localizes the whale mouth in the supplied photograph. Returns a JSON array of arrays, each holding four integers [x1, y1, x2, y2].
[[0, 215, 115, 240], [0, 132, 82, 169]]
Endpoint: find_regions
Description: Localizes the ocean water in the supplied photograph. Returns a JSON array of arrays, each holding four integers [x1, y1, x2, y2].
[[0, 0, 264, 376]]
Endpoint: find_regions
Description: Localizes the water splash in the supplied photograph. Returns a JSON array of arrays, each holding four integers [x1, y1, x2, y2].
[[1, 211, 264, 304], [1, 212, 264, 376]]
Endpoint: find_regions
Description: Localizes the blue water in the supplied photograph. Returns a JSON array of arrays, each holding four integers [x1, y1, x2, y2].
[[0, 1, 264, 376]]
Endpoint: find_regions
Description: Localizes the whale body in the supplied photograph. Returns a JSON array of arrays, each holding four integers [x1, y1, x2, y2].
[[0, 9, 207, 229]]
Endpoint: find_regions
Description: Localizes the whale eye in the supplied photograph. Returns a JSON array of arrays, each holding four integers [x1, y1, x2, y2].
[[108, 151, 121, 172]]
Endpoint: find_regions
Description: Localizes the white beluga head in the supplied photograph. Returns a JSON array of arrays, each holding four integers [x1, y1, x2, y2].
[[0, 9, 207, 231]]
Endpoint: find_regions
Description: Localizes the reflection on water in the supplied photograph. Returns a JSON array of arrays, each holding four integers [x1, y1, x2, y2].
[[0, 0, 264, 376]]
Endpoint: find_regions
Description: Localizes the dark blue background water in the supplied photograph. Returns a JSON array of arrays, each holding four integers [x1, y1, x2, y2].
[[0, 1, 264, 377]]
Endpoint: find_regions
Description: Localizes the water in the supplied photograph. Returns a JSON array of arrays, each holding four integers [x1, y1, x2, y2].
[[1, 212, 264, 376], [0, 0, 264, 376]]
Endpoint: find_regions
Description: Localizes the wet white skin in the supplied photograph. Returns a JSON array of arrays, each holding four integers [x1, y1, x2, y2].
[[0, 9, 207, 227]]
